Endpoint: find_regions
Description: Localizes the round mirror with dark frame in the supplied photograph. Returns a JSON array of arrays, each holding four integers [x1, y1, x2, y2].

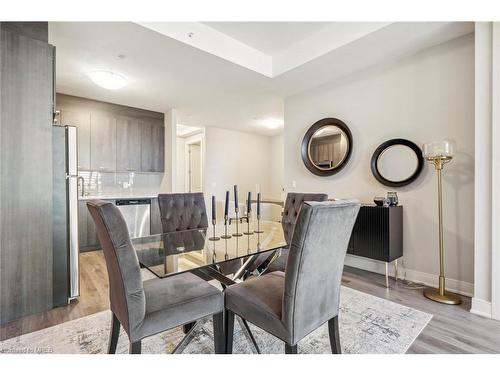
[[301, 118, 353, 176], [371, 138, 424, 187]]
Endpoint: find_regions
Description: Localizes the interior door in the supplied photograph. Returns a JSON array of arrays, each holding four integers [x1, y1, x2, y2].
[[188, 142, 202, 192]]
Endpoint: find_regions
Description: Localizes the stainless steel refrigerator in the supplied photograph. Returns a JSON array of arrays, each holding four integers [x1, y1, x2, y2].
[[53, 125, 80, 306]]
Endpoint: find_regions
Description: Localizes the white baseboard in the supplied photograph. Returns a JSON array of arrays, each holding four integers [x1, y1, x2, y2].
[[344, 254, 474, 297], [470, 298, 492, 318]]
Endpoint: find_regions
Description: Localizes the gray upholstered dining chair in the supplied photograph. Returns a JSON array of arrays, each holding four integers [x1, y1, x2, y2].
[[224, 200, 360, 354], [260, 192, 328, 273], [157, 192, 209, 232], [157, 192, 240, 277], [87, 200, 224, 354]]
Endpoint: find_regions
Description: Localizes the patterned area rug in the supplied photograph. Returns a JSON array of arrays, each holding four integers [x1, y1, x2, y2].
[[0, 286, 432, 354]]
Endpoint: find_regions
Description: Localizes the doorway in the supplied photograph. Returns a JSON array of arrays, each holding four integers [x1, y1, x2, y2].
[[176, 124, 204, 193], [187, 141, 203, 192]]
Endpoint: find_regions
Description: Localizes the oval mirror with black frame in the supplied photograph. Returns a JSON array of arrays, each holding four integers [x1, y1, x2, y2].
[[301, 118, 353, 176], [371, 138, 424, 187]]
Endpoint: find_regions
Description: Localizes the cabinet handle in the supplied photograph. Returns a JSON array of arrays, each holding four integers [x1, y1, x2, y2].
[[125, 168, 136, 171]]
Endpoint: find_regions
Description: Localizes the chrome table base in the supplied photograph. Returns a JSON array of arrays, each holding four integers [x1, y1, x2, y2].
[[174, 253, 274, 354]]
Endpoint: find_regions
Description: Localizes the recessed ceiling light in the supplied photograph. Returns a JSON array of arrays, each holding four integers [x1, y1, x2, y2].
[[260, 118, 283, 129], [88, 70, 127, 90]]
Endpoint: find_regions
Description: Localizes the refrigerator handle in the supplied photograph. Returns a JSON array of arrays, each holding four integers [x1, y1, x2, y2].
[[66, 126, 80, 300]]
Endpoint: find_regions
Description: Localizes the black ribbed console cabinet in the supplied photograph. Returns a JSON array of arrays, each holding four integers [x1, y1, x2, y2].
[[348, 205, 403, 262]]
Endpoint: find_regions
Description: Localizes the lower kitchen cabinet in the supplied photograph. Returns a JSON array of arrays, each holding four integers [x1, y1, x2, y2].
[[78, 200, 115, 252], [150, 197, 162, 234]]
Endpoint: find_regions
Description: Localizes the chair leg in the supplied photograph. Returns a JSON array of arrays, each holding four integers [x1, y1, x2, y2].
[[212, 312, 225, 354], [108, 313, 120, 354], [285, 343, 298, 354], [129, 340, 141, 354], [224, 310, 235, 354], [328, 315, 341, 354]]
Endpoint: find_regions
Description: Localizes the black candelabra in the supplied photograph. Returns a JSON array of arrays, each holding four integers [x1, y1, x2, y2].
[[243, 191, 254, 235], [232, 185, 243, 237], [208, 195, 220, 241], [221, 190, 232, 239], [254, 192, 264, 233]]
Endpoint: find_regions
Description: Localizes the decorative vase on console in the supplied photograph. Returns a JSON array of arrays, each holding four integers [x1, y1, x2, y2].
[[387, 192, 398, 206]]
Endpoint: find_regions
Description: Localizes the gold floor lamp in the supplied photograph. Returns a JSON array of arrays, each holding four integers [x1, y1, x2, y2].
[[422, 140, 462, 305]]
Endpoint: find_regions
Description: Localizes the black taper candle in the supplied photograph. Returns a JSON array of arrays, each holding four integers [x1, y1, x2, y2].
[[224, 191, 229, 217], [211, 195, 216, 222], [233, 185, 238, 210], [257, 192, 261, 216], [247, 191, 252, 213]]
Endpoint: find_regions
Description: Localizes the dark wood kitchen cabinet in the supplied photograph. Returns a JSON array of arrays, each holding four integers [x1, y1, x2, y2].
[[78, 199, 119, 252], [141, 122, 165, 173], [90, 114, 117, 172], [78, 200, 100, 252], [56, 94, 165, 174], [116, 117, 142, 172], [150, 197, 162, 234]]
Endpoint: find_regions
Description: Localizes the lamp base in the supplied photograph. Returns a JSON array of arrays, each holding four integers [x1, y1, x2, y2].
[[423, 287, 462, 305]]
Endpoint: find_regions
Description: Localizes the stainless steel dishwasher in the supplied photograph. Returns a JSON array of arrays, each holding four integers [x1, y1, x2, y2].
[[115, 199, 151, 238]]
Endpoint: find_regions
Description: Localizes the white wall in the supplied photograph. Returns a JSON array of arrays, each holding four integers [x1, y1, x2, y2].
[[161, 109, 177, 192], [204, 126, 279, 200], [269, 134, 284, 200], [283, 34, 475, 293], [175, 136, 186, 192]]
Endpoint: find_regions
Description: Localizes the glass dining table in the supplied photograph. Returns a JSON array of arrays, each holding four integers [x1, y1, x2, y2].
[[131, 220, 287, 354], [133, 220, 287, 284]]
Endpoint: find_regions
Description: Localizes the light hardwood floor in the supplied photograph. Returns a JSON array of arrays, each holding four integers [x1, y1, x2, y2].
[[1, 250, 500, 353]]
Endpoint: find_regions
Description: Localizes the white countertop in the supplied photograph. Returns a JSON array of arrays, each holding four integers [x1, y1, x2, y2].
[[78, 192, 161, 201]]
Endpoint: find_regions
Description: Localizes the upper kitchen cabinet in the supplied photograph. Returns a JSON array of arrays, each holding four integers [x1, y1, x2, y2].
[[90, 114, 117, 172], [141, 121, 165, 173], [116, 117, 141, 172], [56, 94, 165, 174], [60, 110, 91, 170]]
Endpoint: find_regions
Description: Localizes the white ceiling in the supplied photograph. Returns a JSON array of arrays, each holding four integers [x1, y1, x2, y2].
[[49, 22, 473, 137], [50, 22, 282, 135], [202, 22, 333, 55], [138, 21, 390, 77]]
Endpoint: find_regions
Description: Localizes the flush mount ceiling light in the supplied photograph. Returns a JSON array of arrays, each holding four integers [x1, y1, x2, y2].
[[88, 70, 127, 90], [261, 118, 283, 129]]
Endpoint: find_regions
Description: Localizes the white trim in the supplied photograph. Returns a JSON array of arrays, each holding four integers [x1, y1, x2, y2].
[[471, 298, 493, 319], [473, 21, 494, 316], [491, 22, 500, 321], [344, 254, 474, 297]]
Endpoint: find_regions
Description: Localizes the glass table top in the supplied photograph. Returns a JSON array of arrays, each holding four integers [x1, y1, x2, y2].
[[132, 220, 286, 278]]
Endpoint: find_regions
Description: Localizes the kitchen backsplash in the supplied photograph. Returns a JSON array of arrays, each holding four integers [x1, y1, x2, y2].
[[78, 171, 164, 197]]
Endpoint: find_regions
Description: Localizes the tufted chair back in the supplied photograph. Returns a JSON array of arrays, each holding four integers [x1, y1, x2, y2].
[[281, 193, 328, 243], [158, 193, 209, 233]]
